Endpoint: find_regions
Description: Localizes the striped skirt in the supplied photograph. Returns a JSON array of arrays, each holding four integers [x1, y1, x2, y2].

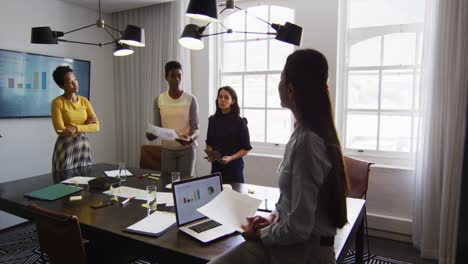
[[52, 133, 92, 171]]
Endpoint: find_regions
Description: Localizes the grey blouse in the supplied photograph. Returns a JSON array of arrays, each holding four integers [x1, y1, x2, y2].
[[260, 124, 335, 246]]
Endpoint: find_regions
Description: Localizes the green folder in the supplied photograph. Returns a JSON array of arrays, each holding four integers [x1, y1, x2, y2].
[[25, 183, 83, 201]]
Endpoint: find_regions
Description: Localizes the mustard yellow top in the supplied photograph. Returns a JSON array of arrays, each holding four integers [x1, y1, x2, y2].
[[51, 95, 100, 135]]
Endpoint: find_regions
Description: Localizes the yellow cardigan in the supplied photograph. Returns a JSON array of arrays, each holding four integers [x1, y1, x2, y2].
[[51, 95, 100, 134]]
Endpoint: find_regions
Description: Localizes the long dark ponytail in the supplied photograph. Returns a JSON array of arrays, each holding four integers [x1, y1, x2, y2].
[[284, 49, 348, 228]]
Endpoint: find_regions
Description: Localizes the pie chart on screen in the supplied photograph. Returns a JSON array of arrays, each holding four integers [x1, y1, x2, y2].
[[208, 186, 214, 195]]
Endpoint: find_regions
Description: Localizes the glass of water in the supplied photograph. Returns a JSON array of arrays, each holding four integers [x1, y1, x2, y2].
[[146, 185, 157, 212], [118, 162, 126, 182]]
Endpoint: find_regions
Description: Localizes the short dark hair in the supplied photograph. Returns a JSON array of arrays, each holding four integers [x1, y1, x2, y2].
[[52, 65, 73, 87], [215, 86, 240, 117], [165, 61, 182, 77]]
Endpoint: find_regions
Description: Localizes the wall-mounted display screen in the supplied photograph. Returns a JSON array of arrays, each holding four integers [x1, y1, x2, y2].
[[0, 49, 90, 118]]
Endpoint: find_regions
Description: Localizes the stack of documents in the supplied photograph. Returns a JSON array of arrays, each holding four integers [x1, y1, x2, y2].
[[124, 211, 176, 237], [104, 170, 133, 177], [61, 176, 95, 185]]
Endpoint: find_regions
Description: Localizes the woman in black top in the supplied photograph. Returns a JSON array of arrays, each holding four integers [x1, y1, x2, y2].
[[206, 86, 252, 183]]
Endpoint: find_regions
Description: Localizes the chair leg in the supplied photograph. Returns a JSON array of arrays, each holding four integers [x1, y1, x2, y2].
[[40, 249, 45, 263], [364, 206, 371, 260]]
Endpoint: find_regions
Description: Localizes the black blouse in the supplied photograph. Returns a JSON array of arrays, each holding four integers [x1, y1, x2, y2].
[[206, 112, 252, 159]]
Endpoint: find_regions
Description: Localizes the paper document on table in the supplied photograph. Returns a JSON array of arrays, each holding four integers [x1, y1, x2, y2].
[[103, 186, 174, 205], [147, 123, 178, 141], [197, 189, 262, 232], [124, 211, 176, 237], [61, 176, 95, 185], [104, 170, 133, 177]]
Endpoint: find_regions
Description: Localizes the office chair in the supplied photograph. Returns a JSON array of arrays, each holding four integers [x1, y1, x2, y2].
[[27, 204, 88, 264], [344, 156, 373, 259], [140, 144, 163, 171]]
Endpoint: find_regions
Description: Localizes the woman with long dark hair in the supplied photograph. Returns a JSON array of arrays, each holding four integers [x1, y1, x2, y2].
[[209, 49, 348, 264], [206, 86, 252, 183]]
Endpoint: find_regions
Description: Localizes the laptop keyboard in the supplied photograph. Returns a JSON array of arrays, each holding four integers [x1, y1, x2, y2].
[[189, 220, 222, 233]]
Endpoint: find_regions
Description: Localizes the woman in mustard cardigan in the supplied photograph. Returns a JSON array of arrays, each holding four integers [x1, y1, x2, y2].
[[51, 65, 100, 171]]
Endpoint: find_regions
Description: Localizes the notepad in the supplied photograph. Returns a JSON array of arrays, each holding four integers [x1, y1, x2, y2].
[[25, 183, 83, 201], [124, 211, 176, 237]]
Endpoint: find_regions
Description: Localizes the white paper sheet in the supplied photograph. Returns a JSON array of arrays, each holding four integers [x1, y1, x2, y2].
[[103, 186, 174, 205], [197, 189, 262, 232], [61, 176, 95, 185], [147, 123, 179, 141], [104, 170, 133, 177], [124, 211, 176, 237]]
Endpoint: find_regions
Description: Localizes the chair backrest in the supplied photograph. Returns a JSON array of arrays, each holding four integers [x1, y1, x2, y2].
[[344, 156, 373, 199], [27, 204, 87, 264], [140, 144, 163, 171]]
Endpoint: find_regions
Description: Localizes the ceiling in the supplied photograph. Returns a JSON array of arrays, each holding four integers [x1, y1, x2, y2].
[[59, 0, 175, 13]]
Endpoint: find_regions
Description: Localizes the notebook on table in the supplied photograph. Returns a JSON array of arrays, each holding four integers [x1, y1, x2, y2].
[[24, 183, 83, 201], [124, 211, 176, 237], [172, 173, 236, 243]]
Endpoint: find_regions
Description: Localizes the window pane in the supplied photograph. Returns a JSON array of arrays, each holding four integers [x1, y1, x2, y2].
[[346, 113, 378, 150], [383, 33, 416, 66], [223, 11, 245, 41], [269, 39, 293, 71], [379, 115, 411, 152], [267, 110, 291, 144], [349, 0, 426, 29], [270, 6, 294, 25], [246, 40, 268, 71], [223, 42, 244, 72], [349, 37, 381, 67], [244, 109, 265, 142], [267, 74, 281, 108], [347, 70, 379, 109], [381, 69, 413, 110], [221, 75, 243, 107], [244, 75, 265, 107], [417, 33, 423, 64], [246, 6, 269, 40]]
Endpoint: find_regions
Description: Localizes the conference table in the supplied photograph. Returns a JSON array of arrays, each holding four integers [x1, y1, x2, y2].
[[0, 163, 365, 263]]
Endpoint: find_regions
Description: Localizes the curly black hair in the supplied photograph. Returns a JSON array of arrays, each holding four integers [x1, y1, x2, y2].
[[52, 65, 73, 87]]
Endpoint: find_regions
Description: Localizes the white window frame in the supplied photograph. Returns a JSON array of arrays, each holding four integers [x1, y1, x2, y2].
[[214, 2, 296, 156], [337, 21, 423, 168]]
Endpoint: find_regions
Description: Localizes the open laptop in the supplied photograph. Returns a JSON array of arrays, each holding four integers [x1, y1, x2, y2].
[[172, 173, 236, 243]]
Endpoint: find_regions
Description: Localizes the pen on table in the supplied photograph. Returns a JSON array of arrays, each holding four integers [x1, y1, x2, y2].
[[121, 196, 135, 206], [148, 175, 160, 181]]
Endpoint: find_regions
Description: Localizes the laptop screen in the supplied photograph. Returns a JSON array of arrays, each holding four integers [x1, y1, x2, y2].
[[172, 173, 223, 226]]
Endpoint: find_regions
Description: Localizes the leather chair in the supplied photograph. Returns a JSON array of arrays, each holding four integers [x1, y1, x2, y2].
[[344, 156, 373, 257], [140, 144, 163, 171], [27, 204, 88, 264]]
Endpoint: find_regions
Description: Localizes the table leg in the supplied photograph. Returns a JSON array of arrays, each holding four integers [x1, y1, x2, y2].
[[355, 219, 364, 264]]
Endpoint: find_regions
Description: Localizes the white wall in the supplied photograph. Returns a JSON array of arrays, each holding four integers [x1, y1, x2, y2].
[[191, 0, 414, 237], [0, 0, 116, 229]]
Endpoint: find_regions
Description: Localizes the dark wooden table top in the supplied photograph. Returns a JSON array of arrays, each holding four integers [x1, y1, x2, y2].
[[0, 163, 280, 263]]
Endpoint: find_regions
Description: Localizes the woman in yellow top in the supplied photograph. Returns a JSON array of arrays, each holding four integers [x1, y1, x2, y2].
[[51, 65, 99, 171]]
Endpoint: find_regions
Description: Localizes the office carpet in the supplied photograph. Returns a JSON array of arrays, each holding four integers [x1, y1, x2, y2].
[[0, 222, 412, 264]]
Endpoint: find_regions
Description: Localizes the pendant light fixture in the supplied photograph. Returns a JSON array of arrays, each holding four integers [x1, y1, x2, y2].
[[30, 0, 145, 56]]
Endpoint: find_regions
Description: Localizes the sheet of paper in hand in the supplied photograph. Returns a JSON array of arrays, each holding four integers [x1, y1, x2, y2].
[[147, 123, 178, 141]]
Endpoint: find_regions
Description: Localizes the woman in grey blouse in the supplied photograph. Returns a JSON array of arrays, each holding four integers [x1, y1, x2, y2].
[[209, 49, 348, 264]]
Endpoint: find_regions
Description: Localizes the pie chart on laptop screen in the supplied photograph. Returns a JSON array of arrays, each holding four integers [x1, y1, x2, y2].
[[208, 186, 215, 195]]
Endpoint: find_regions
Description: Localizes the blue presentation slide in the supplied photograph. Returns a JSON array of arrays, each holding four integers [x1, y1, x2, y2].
[[0, 49, 90, 118]]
